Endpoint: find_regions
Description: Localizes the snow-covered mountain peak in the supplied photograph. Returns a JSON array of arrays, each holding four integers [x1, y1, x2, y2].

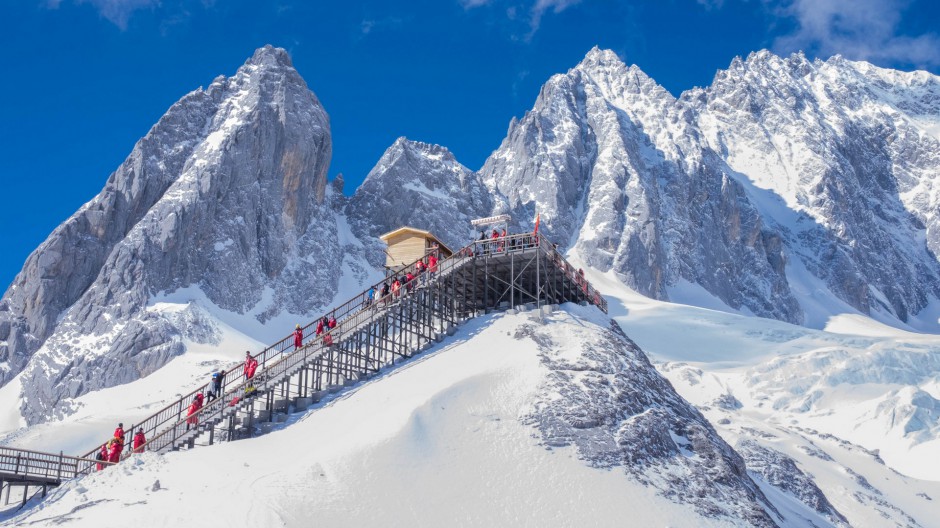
[[246, 44, 293, 69], [360, 137, 475, 197], [205, 46, 303, 98], [571, 47, 674, 108], [574, 46, 626, 75], [477, 44, 940, 328], [383, 137, 461, 168], [716, 50, 815, 89], [0, 45, 349, 424], [347, 137, 491, 258]]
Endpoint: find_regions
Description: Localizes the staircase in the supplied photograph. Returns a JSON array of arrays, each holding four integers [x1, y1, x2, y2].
[[0, 234, 606, 492]]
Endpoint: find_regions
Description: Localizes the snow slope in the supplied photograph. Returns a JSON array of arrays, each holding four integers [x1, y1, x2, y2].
[[3, 304, 939, 527], [582, 263, 940, 481], [3, 311, 746, 528]]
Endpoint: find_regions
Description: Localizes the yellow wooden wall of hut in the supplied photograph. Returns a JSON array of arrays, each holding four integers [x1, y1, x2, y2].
[[380, 227, 454, 270], [384, 231, 428, 268]]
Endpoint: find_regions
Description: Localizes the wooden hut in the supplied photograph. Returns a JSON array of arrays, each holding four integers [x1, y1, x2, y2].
[[379, 227, 453, 271]]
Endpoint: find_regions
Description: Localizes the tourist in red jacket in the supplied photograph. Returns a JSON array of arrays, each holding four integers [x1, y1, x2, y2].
[[293, 324, 303, 349], [96, 444, 108, 471], [186, 397, 201, 430], [244, 352, 259, 380], [315, 318, 325, 336], [428, 253, 438, 274], [132, 429, 146, 453], [108, 438, 122, 463], [113, 423, 125, 444]]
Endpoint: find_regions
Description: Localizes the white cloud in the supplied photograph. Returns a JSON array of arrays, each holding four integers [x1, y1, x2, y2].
[[456, 0, 582, 40], [771, 0, 940, 68], [46, 0, 159, 30], [458, 0, 492, 8], [529, 0, 581, 35], [695, 0, 725, 9]]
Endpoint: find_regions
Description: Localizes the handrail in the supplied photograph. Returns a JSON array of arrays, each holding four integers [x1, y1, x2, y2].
[[136, 246, 484, 454], [0, 446, 105, 483]]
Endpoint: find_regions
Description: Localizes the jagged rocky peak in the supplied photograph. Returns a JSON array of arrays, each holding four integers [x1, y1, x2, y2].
[[572, 46, 630, 85], [743, 50, 816, 84], [482, 42, 940, 327], [579, 45, 620, 66], [376, 137, 463, 174], [480, 46, 800, 323], [347, 137, 491, 259], [216, 45, 330, 209], [573, 46, 674, 106], [700, 48, 940, 324], [247, 43, 293, 68], [3, 45, 349, 424]]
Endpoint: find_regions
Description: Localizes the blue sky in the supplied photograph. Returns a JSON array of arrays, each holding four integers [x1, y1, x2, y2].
[[2, 0, 939, 289]]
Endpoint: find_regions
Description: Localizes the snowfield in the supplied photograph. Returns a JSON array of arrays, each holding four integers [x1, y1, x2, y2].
[[2, 294, 939, 527], [3, 310, 734, 528]]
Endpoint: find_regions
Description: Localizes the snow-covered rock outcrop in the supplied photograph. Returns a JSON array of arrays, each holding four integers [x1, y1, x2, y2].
[[522, 307, 779, 525]]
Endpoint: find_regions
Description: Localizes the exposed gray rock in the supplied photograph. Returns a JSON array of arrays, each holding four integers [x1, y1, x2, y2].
[[521, 314, 779, 526], [694, 50, 940, 324], [347, 138, 492, 267], [477, 47, 940, 327], [737, 439, 850, 526], [479, 47, 801, 322]]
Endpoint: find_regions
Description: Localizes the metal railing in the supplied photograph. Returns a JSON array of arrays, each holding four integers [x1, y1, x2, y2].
[[0, 447, 103, 483]]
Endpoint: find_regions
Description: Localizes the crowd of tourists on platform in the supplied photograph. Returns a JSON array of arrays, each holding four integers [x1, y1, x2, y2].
[[361, 250, 440, 311], [465, 228, 540, 257]]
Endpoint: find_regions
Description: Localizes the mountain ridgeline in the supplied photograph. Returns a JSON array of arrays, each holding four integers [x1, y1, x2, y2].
[[2, 45, 938, 428]]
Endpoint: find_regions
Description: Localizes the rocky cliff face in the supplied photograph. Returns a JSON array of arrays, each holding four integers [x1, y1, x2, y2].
[[347, 138, 492, 266], [476, 47, 940, 327], [480, 48, 801, 322], [2, 46, 361, 424], [693, 50, 940, 322]]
